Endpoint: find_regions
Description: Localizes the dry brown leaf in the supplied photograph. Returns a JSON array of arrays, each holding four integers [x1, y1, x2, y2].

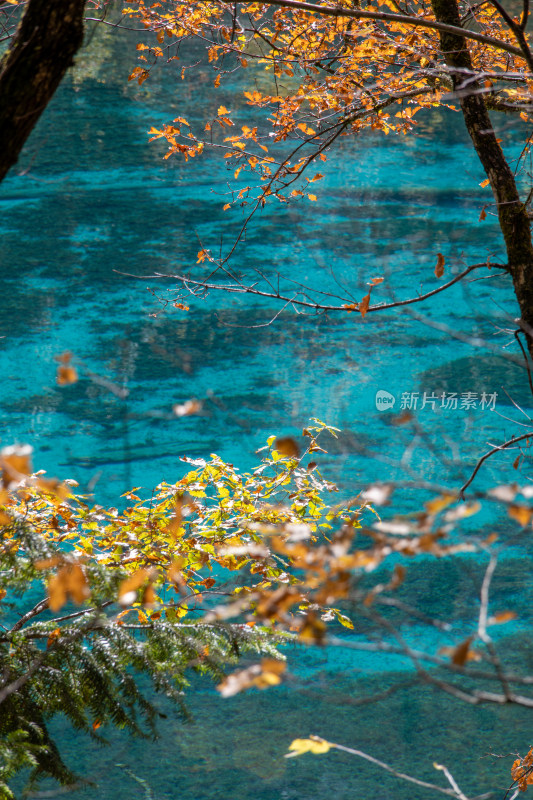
[[435, 253, 445, 278], [275, 437, 300, 458], [440, 635, 481, 666]]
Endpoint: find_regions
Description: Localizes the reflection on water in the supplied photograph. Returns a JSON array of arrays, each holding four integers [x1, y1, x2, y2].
[[1, 20, 532, 800]]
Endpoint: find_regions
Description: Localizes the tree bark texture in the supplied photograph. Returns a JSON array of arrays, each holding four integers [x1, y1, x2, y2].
[[0, 0, 85, 182], [431, 0, 533, 352]]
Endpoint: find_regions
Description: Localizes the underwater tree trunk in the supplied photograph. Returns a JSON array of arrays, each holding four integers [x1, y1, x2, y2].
[[431, 0, 533, 354], [0, 0, 85, 181]]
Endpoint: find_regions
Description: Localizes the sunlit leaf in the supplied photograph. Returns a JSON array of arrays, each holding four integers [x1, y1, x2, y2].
[[285, 737, 331, 758]]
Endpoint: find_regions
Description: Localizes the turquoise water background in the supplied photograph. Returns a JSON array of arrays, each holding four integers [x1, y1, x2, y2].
[[2, 19, 533, 800]]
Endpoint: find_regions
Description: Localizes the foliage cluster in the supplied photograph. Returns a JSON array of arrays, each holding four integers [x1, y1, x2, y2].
[[2, 418, 533, 797]]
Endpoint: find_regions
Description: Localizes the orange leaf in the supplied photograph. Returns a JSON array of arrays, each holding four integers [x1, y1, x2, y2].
[[359, 293, 371, 318], [47, 628, 61, 649], [508, 504, 532, 526], [487, 610, 517, 625], [118, 568, 152, 606], [1, 444, 33, 489], [434, 253, 445, 278]]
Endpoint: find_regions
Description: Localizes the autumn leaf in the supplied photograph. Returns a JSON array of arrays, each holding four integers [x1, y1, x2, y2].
[[47, 628, 61, 649], [285, 737, 331, 758], [298, 611, 327, 645], [0, 444, 33, 489], [434, 253, 445, 278], [487, 610, 517, 626], [507, 504, 532, 526], [118, 568, 152, 607], [425, 493, 457, 514], [173, 399, 202, 417], [358, 293, 371, 318], [55, 351, 78, 385], [439, 635, 481, 666], [48, 562, 90, 612], [217, 658, 286, 697], [274, 437, 300, 458]]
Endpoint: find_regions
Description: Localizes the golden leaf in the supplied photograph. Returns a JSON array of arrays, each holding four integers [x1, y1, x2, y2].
[[425, 493, 457, 514], [508, 504, 532, 526], [57, 365, 78, 386], [285, 737, 331, 758]]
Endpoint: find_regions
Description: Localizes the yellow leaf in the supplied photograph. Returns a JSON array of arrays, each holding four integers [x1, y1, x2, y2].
[[285, 737, 331, 758], [480, 178, 490, 188], [308, 194, 317, 201]]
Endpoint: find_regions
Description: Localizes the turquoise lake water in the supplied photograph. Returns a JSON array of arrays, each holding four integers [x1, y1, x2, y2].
[[2, 19, 533, 800]]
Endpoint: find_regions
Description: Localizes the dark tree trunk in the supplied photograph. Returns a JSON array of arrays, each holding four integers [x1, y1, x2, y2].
[[0, 0, 86, 182], [431, 0, 533, 354]]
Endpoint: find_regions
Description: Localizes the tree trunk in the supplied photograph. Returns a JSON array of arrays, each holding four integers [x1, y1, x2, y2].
[[430, 0, 533, 354], [0, 0, 86, 182]]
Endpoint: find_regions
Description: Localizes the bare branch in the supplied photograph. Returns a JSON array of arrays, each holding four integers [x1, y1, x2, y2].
[[308, 736, 488, 799], [459, 433, 532, 498]]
